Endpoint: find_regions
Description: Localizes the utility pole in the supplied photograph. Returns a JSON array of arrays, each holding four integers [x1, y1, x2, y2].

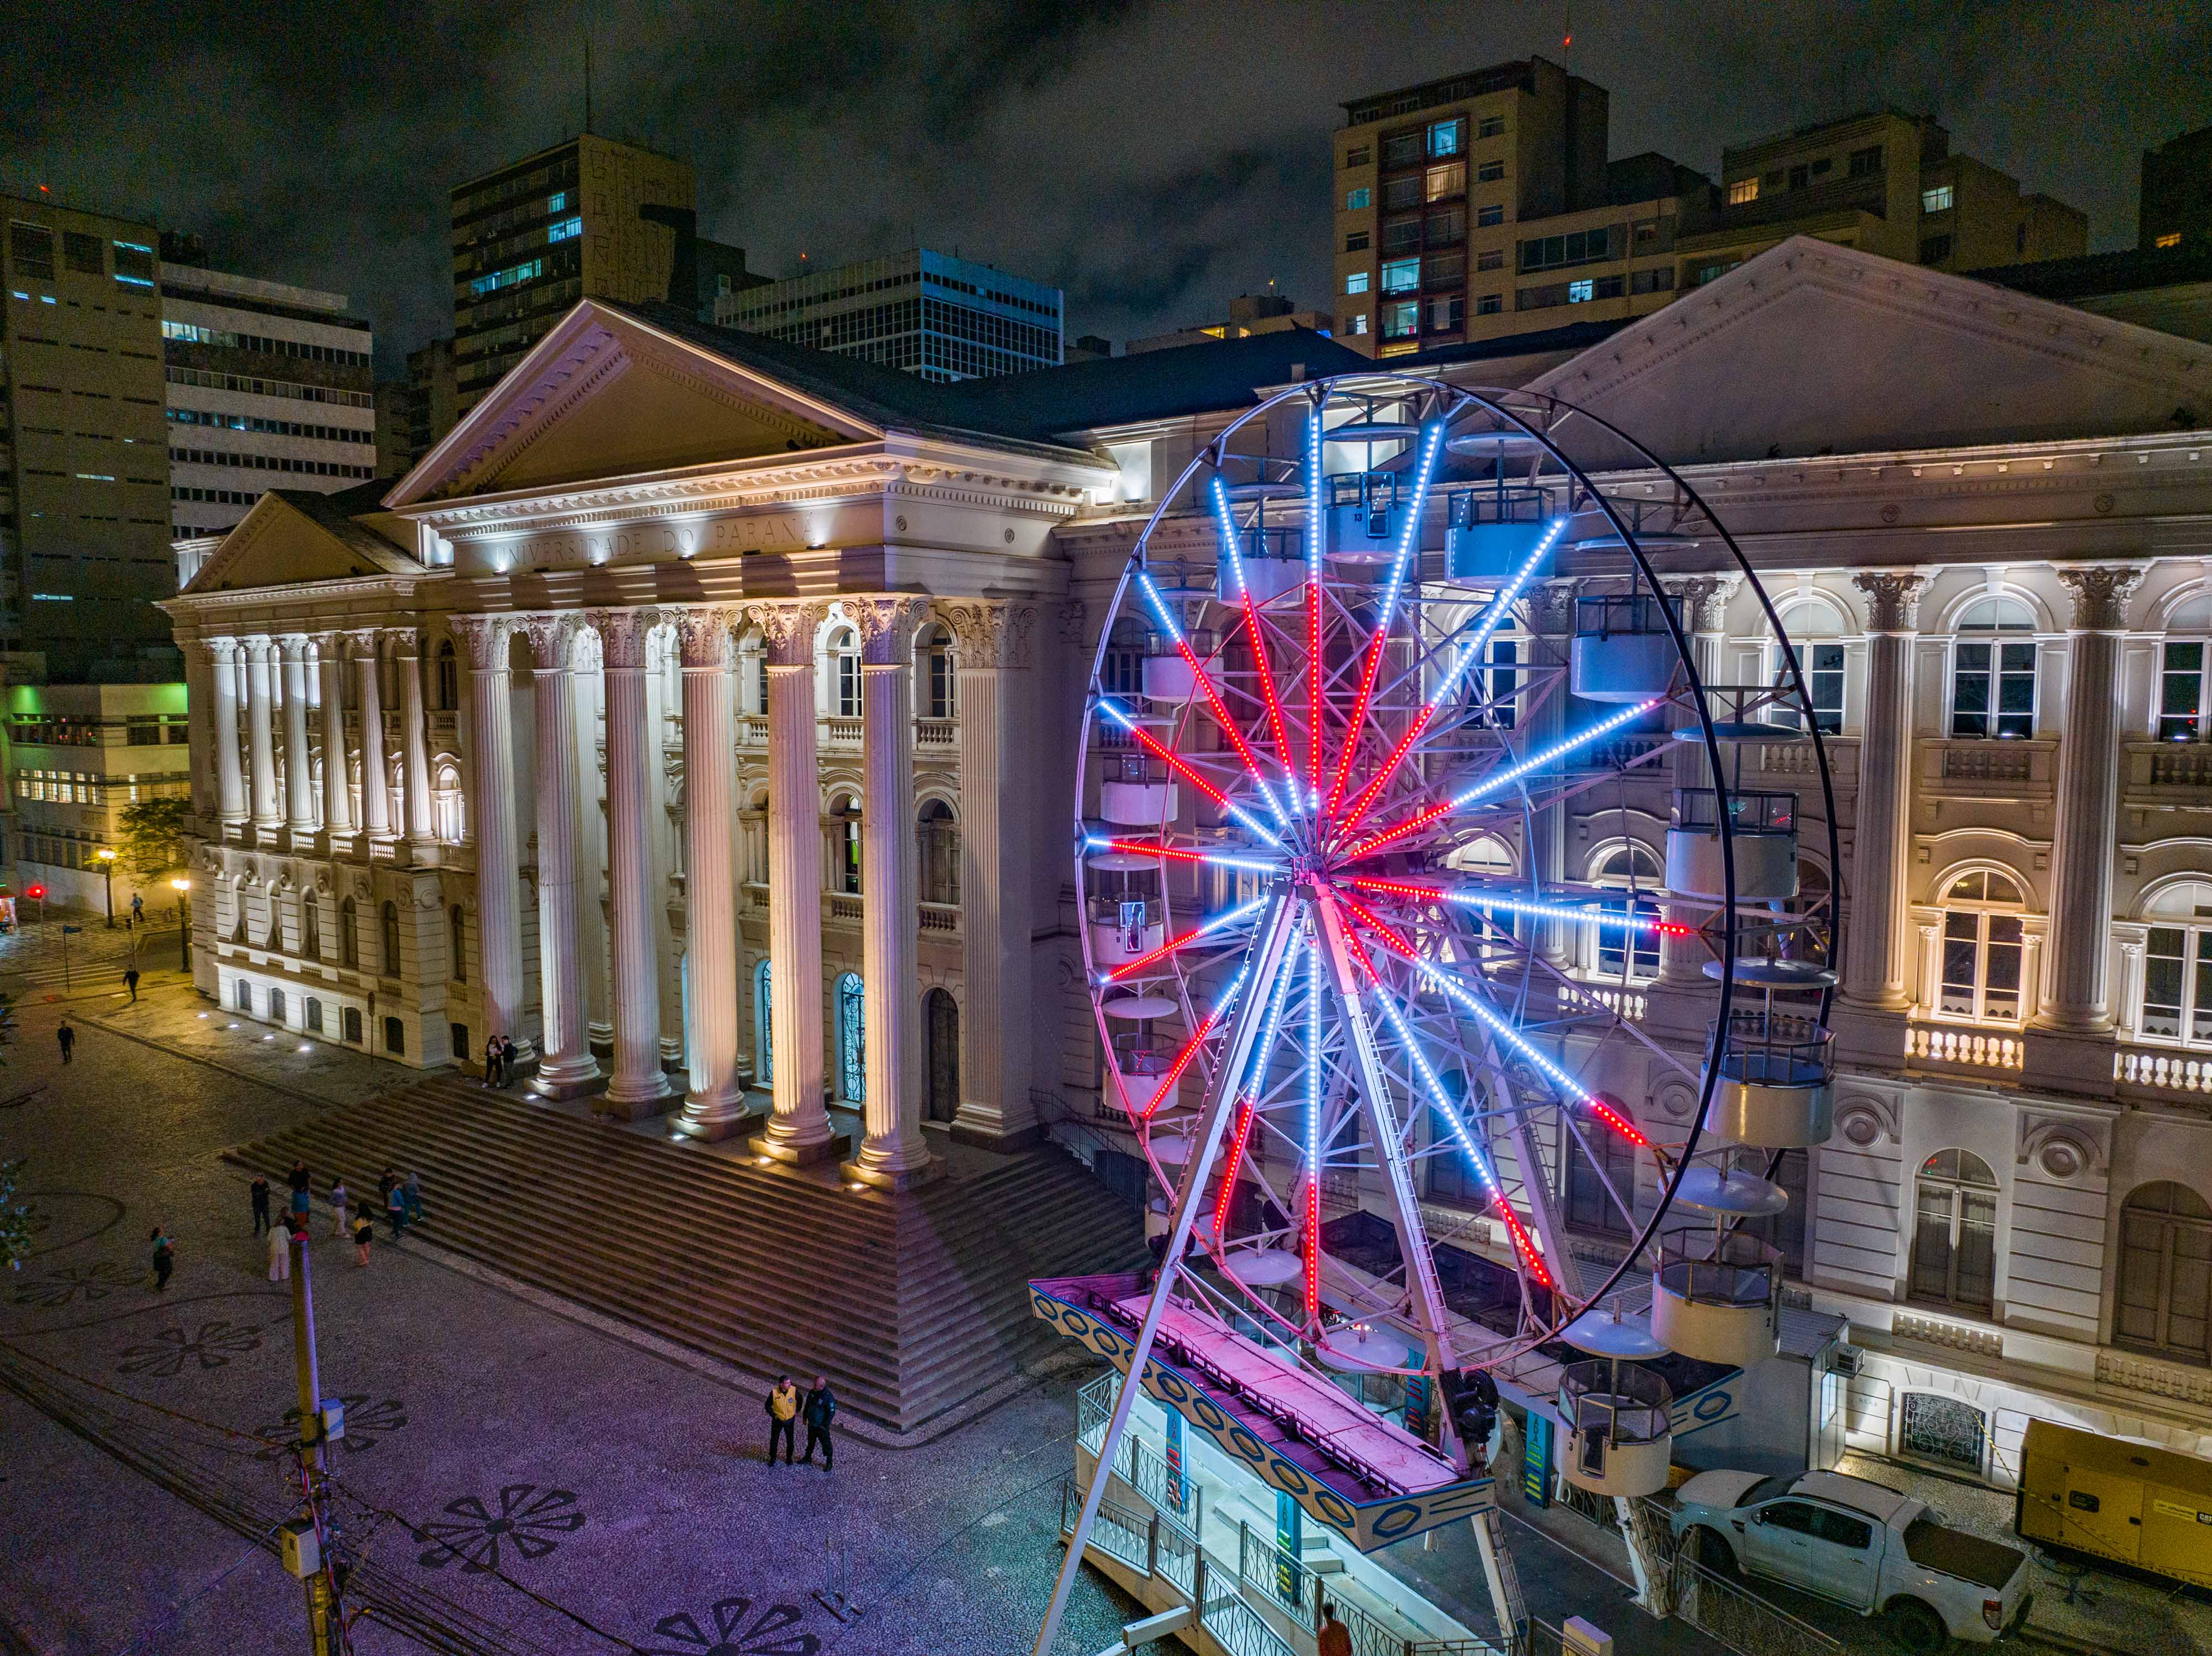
[[289, 1233, 340, 1655]]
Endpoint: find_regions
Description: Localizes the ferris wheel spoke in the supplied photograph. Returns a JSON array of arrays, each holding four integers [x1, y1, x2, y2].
[[1135, 572, 1295, 829], [1103, 896, 1268, 984]]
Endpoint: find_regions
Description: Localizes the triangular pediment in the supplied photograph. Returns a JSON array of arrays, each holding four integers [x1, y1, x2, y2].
[[387, 302, 879, 507], [180, 490, 422, 596], [1531, 236, 2212, 464]]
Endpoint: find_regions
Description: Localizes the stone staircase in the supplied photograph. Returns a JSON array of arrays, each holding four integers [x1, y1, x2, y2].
[[223, 1077, 1146, 1434]]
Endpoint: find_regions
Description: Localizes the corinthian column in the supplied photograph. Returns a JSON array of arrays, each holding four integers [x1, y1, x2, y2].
[[279, 635, 317, 836], [315, 635, 352, 836], [754, 602, 836, 1162], [209, 638, 247, 826], [1659, 577, 1739, 988], [591, 608, 671, 1116], [244, 637, 280, 832], [1842, 571, 1927, 1011], [351, 632, 392, 840], [454, 617, 529, 1061], [942, 599, 1039, 1146], [676, 608, 747, 1137], [525, 615, 600, 1099], [2041, 566, 2143, 1032], [847, 597, 934, 1189], [397, 632, 437, 857]]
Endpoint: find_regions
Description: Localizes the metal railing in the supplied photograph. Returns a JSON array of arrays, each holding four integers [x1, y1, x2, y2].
[[1670, 1552, 1843, 1656], [1201, 1571, 1300, 1656]]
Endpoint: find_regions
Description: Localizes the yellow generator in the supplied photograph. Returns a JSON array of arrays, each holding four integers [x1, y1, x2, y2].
[[2015, 1418, 2212, 1590]]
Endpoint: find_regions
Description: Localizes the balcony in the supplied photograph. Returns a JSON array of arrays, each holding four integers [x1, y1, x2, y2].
[[918, 901, 959, 935], [1747, 733, 1858, 790], [737, 714, 768, 748], [1918, 737, 2056, 802], [915, 718, 956, 751], [822, 716, 864, 751], [2125, 741, 2212, 808], [2114, 1045, 2212, 1103], [825, 892, 863, 924], [1905, 1020, 2024, 1074]]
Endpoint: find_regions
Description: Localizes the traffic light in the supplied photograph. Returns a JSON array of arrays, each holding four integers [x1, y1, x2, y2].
[[24, 884, 45, 901]]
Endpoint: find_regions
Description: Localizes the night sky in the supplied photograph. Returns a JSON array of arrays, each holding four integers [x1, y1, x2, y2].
[[3, 1, 2205, 376]]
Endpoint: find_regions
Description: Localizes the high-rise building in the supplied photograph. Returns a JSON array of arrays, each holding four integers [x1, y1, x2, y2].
[[0, 190, 175, 680], [159, 260, 376, 541], [1125, 290, 1333, 355], [716, 247, 1062, 382], [397, 336, 457, 474], [373, 379, 413, 480], [1332, 60, 2086, 356], [2141, 123, 2212, 253], [450, 134, 703, 415]]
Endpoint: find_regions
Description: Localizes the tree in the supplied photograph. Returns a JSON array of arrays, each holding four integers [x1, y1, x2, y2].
[[116, 796, 190, 886]]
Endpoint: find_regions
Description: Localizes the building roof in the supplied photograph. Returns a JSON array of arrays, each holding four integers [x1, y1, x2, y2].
[[1391, 317, 1635, 374], [1966, 243, 2212, 302]]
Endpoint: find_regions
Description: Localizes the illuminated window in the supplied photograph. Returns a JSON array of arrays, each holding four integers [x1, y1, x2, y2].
[[1345, 187, 1370, 211], [1950, 597, 2036, 738], [1427, 118, 1464, 158], [1380, 301, 1419, 339], [1921, 184, 1955, 213], [1567, 279, 1594, 302], [1381, 258, 1420, 293], [1346, 312, 1369, 336], [837, 972, 865, 1101], [754, 957, 773, 1082], [1426, 163, 1465, 201], [546, 216, 582, 243], [1728, 178, 1759, 205], [1937, 871, 2028, 1023], [2156, 232, 2182, 249], [1344, 270, 1369, 296]]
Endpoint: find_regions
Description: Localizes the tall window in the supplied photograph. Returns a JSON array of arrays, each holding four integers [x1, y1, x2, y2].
[[1950, 597, 2037, 738], [2141, 880, 2212, 1047], [380, 901, 401, 976], [1910, 1149, 1999, 1313], [450, 905, 467, 984], [754, 958, 773, 1084], [833, 799, 862, 894], [302, 898, 320, 962], [1563, 1126, 1636, 1236], [265, 900, 283, 951], [830, 629, 861, 718], [1938, 870, 2027, 1022], [340, 898, 358, 968], [2116, 1182, 2212, 1364], [434, 640, 458, 711], [1772, 639, 1845, 733], [1588, 843, 1662, 983], [919, 627, 955, 720], [916, 800, 959, 905], [2156, 597, 2212, 741], [836, 971, 865, 1102], [433, 761, 465, 843]]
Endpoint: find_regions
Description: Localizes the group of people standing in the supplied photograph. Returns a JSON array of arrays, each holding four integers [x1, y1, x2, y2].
[[249, 1159, 424, 1275], [481, 1034, 521, 1089], [764, 1375, 839, 1470]]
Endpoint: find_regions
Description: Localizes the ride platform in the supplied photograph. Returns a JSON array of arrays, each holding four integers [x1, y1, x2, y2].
[[1030, 1272, 1495, 1550]]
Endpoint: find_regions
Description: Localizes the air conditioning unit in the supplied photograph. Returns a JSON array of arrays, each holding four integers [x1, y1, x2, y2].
[[1830, 1345, 1864, 1377]]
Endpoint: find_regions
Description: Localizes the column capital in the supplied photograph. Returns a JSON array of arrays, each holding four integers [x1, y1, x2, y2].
[[755, 600, 830, 668], [1851, 570, 1929, 634], [1529, 579, 1579, 635], [342, 625, 389, 659], [520, 613, 579, 670], [672, 606, 741, 670], [447, 615, 509, 671], [1663, 574, 1741, 634], [388, 627, 426, 661], [275, 630, 313, 655], [938, 598, 1037, 669], [242, 635, 276, 662], [2056, 565, 2146, 633], [848, 594, 928, 665], [206, 635, 242, 664], [1055, 599, 1088, 646], [587, 607, 656, 670], [307, 628, 344, 651]]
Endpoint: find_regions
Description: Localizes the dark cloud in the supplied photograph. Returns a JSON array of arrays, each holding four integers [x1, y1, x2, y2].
[[2, 0, 2203, 376]]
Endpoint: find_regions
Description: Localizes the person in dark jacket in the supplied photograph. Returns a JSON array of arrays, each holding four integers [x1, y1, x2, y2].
[[149, 1226, 175, 1291], [249, 1175, 272, 1237], [56, 1020, 75, 1064], [123, 965, 140, 1003], [800, 1376, 837, 1470], [287, 1159, 313, 1221]]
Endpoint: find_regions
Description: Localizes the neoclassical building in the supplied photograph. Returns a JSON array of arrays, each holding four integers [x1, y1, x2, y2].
[[166, 239, 2212, 1480]]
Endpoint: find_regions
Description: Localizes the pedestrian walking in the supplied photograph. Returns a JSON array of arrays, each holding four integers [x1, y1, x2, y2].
[[149, 1226, 175, 1292], [268, 1221, 291, 1282], [1318, 1603, 1352, 1656], [352, 1205, 374, 1268], [288, 1158, 313, 1221], [765, 1376, 800, 1466], [483, 1033, 503, 1089], [330, 1177, 349, 1239], [249, 1174, 272, 1237], [123, 965, 140, 1003], [800, 1376, 838, 1470], [401, 1169, 423, 1224], [56, 1020, 75, 1064], [131, 893, 143, 926]]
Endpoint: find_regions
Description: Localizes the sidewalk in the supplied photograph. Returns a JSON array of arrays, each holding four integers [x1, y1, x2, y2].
[[83, 979, 401, 1106]]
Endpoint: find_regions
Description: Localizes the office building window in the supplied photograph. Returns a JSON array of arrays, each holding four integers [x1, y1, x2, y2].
[[1381, 258, 1420, 294], [1477, 248, 1503, 271], [1475, 159, 1504, 182], [1346, 187, 1371, 211], [1426, 163, 1465, 201], [1728, 178, 1759, 205], [1950, 598, 2036, 738], [1910, 1150, 1998, 1314], [1476, 203, 1504, 227], [1937, 870, 2028, 1023], [1477, 116, 1504, 138], [1343, 270, 1369, 296], [1475, 293, 1501, 315], [1848, 144, 1884, 177], [1344, 144, 1371, 169], [1427, 117, 1464, 158], [1344, 231, 1370, 254], [1922, 184, 1955, 213]]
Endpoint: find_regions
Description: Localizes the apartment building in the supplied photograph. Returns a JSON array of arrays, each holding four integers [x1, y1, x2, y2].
[[717, 246, 1062, 382], [0, 191, 176, 680], [160, 256, 377, 541], [2141, 123, 2212, 252], [5, 680, 190, 912], [1124, 290, 1333, 355]]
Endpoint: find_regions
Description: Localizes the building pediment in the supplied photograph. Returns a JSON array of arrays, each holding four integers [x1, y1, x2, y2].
[[1531, 237, 2212, 465], [386, 302, 879, 509], [177, 489, 422, 597]]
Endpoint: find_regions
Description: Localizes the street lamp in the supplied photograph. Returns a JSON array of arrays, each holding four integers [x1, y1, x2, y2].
[[171, 877, 191, 973], [97, 847, 116, 927]]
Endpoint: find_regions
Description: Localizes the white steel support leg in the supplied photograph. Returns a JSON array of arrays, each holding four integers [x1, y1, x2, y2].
[[1614, 1493, 1672, 1615], [1473, 1508, 1528, 1656], [1311, 888, 1463, 1467], [1033, 894, 1300, 1656]]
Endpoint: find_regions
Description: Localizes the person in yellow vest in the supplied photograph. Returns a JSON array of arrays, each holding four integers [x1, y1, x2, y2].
[[764, 1375, 800, 1466]]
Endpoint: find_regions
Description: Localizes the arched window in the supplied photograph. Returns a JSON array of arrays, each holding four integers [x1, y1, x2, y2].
[[340, 897, 358, 968], [432, 761, 465, 844], [828, 627, 861, 719], [1589, 842, 1663, 982], [1467, 625, 1524, 729], [1910, 1148, 1999, 1313], [302, 896, 320, 962], [925, 987, 959, 1122], [917, 625, 956, 720], [1770, 602, 1847, 733], [836, 971, 865, 1102], [434, 639, 458, 711], [832, 797, 862, 895], [236, 978, 253, 1012], [754, 958, 773, 1084], [379, 900, 400, 976], [1950, 596, 2037, 739], [1938, 870, 2027, 1022], [1448, 833, 1520, 954], [2158, 595, 2212, 744], [269, 986, 286, 1026], [2116, 1181, 2212, 1363], [916, 800, 959, 906], [450, 905, 467, 984], [2142, 880, 2212, 1046]]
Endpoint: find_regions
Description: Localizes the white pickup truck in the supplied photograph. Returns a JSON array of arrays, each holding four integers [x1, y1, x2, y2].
[[1672, 1469, 2033, 1653]]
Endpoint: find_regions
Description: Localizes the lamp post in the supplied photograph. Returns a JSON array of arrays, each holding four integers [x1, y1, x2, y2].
[[97, 847, 116, 927], [171, 877, 191, 973]]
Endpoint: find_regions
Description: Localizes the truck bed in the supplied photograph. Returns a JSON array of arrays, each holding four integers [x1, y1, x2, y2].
[[1903, 1516, 2026, 1590]]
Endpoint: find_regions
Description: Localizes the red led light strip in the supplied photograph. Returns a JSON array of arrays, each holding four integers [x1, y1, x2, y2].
[[1141, 1006, 1224, 1122], [1214, 1098, 1256, 1240], [1243, 591, 1297, 787]]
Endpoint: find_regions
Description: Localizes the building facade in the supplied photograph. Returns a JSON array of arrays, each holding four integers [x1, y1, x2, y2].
[[5, 680, 191, 912], [160, 262, 377, 541], [167, 246, 2212, 1483], [1124, 290, 1333, 355], [716, 247, 1063, 382], [2141, 123, 2212, 252], [1, 191, 175, 679]]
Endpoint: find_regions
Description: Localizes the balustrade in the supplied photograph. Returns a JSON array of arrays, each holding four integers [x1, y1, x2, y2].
[[1905, 1021, 2024, 1072], [2115, 1046, 2212, 1098]]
